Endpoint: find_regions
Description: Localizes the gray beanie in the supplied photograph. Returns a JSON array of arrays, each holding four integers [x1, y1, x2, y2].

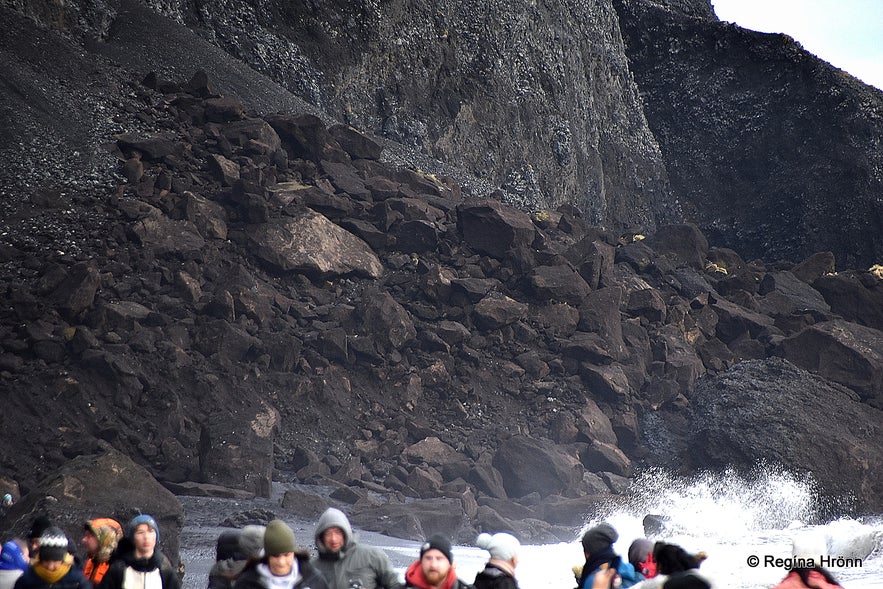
[[239, 525, 266, 560], [476, 532, 520, 561], [582, 523, 618, 554]]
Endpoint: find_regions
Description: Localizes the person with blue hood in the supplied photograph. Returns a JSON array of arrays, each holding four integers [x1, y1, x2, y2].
[[311, 508, 402, 589], [0, 539, 29, 589], [98, 515, 179, 589], [577, 523, 640, 589]]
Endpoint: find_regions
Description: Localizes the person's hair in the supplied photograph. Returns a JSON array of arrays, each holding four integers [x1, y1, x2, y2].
[[654, 543, 703, 575]]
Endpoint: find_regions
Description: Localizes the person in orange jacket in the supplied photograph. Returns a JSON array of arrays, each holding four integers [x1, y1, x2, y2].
[[81, 519, 123, 584]]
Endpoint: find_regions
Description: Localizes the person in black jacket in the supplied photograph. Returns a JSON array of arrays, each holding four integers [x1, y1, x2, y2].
[[13, 528, 91, 589], [98, 515, 178, 589], [207, 526, 266, 589], [233, 520, 327, 589], [473, 533, 519, 589]]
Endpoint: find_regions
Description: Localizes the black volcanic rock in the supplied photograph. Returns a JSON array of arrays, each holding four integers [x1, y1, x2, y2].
[[775, 320, 883, 408], [614, 0, 883, 267], [0, 448, 183, 570], [1, 0, 883, 563], [161, 0, 677, 229], [688, 358, 883, 512]]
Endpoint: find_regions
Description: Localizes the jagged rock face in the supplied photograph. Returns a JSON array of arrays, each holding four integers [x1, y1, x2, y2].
[[3, 0, 883, 556], [141, 0, 678, 230], [615, 0, 883, 268]]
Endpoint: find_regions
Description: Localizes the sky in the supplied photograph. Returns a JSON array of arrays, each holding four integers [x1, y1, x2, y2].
[[710, 0, 883, 90]]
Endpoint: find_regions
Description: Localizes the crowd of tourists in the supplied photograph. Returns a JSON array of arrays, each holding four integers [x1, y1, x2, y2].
[[0, 509, 846, 589]]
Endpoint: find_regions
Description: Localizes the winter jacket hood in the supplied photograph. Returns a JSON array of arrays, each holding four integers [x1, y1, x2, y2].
[[314, 509, 353, 553], [85, 520, 123, 565], [0, 542, 28, 571]]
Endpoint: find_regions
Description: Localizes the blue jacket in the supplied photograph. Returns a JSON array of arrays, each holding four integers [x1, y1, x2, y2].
[[581, 559, 642, 589]]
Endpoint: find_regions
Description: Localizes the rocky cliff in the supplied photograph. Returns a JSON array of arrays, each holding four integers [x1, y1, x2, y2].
[[1, 0, 882, 559], [615, 0, 883, 268]]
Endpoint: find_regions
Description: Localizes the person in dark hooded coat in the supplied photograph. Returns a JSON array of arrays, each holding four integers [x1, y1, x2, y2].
[[311, 509, 401, 589], [208, 526, 266, 589]]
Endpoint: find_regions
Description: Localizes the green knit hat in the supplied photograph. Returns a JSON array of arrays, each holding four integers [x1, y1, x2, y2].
[[264, 520, 297, 555]]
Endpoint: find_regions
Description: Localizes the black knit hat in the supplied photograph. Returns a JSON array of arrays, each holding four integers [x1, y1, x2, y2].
[[28, 516, 52, 540], [39, 527, 69, 562], [581, 522, 618, 554], [215, 530, 243, 561], [420, 534, 453, 563]]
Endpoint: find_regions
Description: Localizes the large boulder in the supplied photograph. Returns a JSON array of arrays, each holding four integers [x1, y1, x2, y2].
[[645, 223, 709, 269], [565, 237, 616, 289], [579, 287, 626, 358], [184, 192, 228, 240], [711, 297, 776, 345], [756, 271, 831, 318], [130, 205, 206, 259], [492, 435, 584, 499], [360, 290, 416, 352], [49, 262, 100, 319], [199, 403, 279, 497], [775, 320, 883, 408], [457, 199, 536, 259], [528, 265, 592, 306], [649, 325, 706, 393], [402, 437, 472, 481], [265, 113, 347, 163], [472, 295, 528, 331], [247, 209, 383, 279], [689, 358, 883, 512], [0, 448, 183, 569], [574, 399, 618, 445], [349, 497, 473, 542], [328, 124, 383, 160], [813, 271, 883, 331]]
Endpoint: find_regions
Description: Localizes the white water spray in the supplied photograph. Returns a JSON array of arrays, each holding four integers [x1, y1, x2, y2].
[[442, 465, 882, 589]]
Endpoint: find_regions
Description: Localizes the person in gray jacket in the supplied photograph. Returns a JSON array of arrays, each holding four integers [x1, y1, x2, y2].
[[311, 508, 402, 589]]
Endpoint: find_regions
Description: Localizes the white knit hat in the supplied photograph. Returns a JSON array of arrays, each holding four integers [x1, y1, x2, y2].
[[476, 532, 520, 561]]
